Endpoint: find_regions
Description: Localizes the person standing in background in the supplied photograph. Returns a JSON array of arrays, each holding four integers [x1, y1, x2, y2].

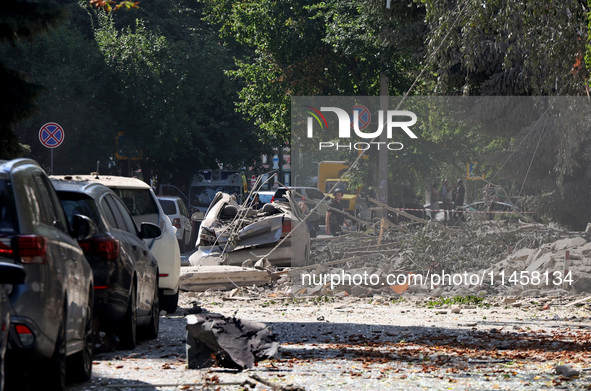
[[454, 179, 465, 221], [429, 183, 439, 220], [441, 179, 453, 222]]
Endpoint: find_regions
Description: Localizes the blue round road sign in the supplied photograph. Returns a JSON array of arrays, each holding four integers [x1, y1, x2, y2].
[[39, 122, 64, 149], [350, 105, 371, 130]]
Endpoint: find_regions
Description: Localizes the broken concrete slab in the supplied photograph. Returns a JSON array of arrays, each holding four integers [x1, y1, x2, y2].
[[186, 312, 279, 370], [552, 237, 586, 251], [180, 265, 272, 292]]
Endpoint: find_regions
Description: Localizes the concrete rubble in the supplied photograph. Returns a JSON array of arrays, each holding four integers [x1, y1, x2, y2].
[[181, 216, 591, 299], [283, 218, 591, 298], [180, 264, 274, 292]]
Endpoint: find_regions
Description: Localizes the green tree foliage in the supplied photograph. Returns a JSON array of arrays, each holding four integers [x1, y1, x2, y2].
[[0, 0, 67, 159], [202, 0, 442, 203], [90, 1, 263, 183], [4, 1, 262, 185], [201, 0, 403, 144], [424, 0, 588, 95], [424, 0, 591, 229], [2, 11, 119, 173]]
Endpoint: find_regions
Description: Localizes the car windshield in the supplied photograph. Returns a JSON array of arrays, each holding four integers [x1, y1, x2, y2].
[[0, 179, 18, 234], [258, 193, 274, 203], [158, 199, 177, 215], [190, 186, 241, 208], [273, 188, 288, 201], [56, 192, 101, 228], [111, 188, 159, 216]]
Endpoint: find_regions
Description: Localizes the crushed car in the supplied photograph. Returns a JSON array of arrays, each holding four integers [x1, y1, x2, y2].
[[188, 191, 311, 268]]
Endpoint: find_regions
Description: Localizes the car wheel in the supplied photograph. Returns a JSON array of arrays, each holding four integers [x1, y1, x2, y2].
[[46, 309, 67, 391], [119, 284, 137, 349], [140, 279, 159, 340], [67, 290, 94, 382], [159, 289, 178, 314]]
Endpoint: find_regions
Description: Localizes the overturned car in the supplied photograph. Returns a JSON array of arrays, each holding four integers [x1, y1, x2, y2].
[[188, 191, 311, 268]]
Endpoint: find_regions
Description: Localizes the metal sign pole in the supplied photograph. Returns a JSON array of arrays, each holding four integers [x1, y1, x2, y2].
[[50, 149, 53, 174]]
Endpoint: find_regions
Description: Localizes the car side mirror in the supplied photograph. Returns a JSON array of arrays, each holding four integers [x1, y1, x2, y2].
[[191, 212, 205, 222], [140, 222, 162, 239], [0, 262, 26, 285], [72, 214, 98, 241]]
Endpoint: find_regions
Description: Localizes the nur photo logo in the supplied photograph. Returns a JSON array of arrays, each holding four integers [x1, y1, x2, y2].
[[303, 104, 418, 151]]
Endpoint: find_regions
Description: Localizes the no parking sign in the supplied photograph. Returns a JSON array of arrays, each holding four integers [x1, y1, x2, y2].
[[350, 105, 371, 130], [39, 122, 65, 148], [39, 122, 64, 174]]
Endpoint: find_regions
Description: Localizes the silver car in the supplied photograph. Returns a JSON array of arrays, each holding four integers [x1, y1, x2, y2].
[[189, 191, 311, 268], [1, 159, 95, 390], [157, 195, 194, 252]]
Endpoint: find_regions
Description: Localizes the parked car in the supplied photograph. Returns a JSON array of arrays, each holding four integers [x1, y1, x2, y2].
[[50, 175, 181, 314], [457, 201, 520, 221], [51, 179, 161, 348], [157, 196, 194, 252], [0, 263, 25, 391], [189, 191, 311, 268], [1, 159, 95, 390], [255, 191, 275, 204]]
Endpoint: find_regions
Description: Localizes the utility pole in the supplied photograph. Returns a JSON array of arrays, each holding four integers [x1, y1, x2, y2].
[[378, 75, 388, 208], [377, 21, 389, 215]]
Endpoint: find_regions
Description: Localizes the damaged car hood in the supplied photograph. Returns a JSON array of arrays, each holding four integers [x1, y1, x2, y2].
[[215, 215, 283, 250]]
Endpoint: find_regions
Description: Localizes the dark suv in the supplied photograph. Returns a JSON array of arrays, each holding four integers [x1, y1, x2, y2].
[[51, 178, 161, 349], [0, 158, 95, 390]]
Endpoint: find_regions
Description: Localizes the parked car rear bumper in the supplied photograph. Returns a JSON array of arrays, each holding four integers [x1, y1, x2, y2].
[[7, 315, 55, 361]]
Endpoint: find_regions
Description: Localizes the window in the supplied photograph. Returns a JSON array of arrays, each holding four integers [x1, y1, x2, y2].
[[100, 197, 118, 228], [57, 193, 100, 228], [178, 200, 189, 217], [111, 188, 159, 216], [308, 189, 326, 201], [158, 199, 177, 215], [33, 173, 65, 231], [190, 186, 241, 208], [0, 179, 18, 234], [105, 195, 137, 234], [110, 196, 138, 234]]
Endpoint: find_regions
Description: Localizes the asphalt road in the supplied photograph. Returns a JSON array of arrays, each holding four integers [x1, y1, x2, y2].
[[56, 291, 591, 391]]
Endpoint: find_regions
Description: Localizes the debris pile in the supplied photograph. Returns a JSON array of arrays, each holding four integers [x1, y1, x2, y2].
[[284, 218, 591, 297]]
